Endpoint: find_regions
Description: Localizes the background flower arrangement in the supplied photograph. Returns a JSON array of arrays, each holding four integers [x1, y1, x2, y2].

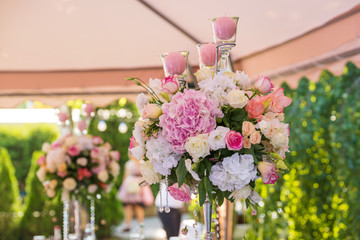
[[36, 134, 121, 200], [128, 69, 292, 208]]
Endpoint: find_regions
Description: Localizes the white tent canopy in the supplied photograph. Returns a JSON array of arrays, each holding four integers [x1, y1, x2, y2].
[[1, 0, 359, 70]]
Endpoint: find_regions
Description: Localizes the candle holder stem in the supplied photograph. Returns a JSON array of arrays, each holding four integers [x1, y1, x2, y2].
[[215, 43, 236, 73], [203, 194, 212, 240]]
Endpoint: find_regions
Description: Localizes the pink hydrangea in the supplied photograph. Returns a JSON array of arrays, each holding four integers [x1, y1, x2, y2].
[[159, 89, 223, 153], [168, 183, 191, 202]]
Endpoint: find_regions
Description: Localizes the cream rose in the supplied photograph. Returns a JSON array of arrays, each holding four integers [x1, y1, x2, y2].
[[87, 184, 98, 194], [270, 130, 288, 149], [227, 89, 248, 108], [109, 161, 120, 177], [97, 170, 109, 182], [142, 104, 162, 119], [42, 142, 51, 153], [185, 134, 210, 162], [229, 185, 251, 201], [46, 189, 56, 198], [139, 161, 161, 185], [36, 167, 47, 182], [57, 162, 67, 172], [250, 131, 261, 144], [242, 121, 255, 136], [208, 126, 230, 150], [194, 68, 214, 82], [76, 157, 88, 166], [64, 136, 78, 147], [63, 178, 77, 191]]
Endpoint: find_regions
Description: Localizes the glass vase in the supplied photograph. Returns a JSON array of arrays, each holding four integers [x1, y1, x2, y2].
[[160, 51, 189, 88], [210, 17, 239, 73]]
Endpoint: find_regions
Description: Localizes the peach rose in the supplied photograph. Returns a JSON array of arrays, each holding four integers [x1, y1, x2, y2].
[[57, 162, 67, 172], [250, 131, 261, 144], [242, 121, 255, 136], [142, 104, 162, 119], [246, 99, 264, 119], [243, 137, 251, 149]]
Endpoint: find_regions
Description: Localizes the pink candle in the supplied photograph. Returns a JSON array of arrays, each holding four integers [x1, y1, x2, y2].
[[84, 103, 94, 115], [213, 17, 236, 40], [58, 112, 68, 123], [77, 120, 86, 132], [200, 43, 217, 66], [165, 52, 186, 75]]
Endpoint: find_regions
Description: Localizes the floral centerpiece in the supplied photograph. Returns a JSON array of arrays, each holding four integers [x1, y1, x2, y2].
[[129, 69, 292, 208], [36, 134, 121, 201]]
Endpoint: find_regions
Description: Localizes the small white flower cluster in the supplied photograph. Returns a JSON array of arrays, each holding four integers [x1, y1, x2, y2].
[[209, 153, 258, 192], [145, 132, 182, 175]]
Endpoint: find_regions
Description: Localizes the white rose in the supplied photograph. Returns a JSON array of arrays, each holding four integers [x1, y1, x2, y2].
[[194, 68, 214, 82], [97, 170, 109, 182], [208, 126, 230, 150], [76, 157, 88, 166], [270, 130, 288, 149], [139, 161, 161, 185], [136, 93, 150, 112], [109, 161, 120, 177], [256, 120, 271, 137], [185, 134, 210, 162], [229, 185, 251, 201], [63, 178, 77, 191], [129, 145, 145, 161], [46, 189, 56, 198], [87, 184, 98, 194], [227, 89, 248, 108], [42, 142, 51, 153], [249, 190, 263, 204], [234, 71, 251, 90]]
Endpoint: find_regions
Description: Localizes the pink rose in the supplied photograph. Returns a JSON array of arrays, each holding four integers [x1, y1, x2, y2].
[[258, 161, 279, 184], [168, 183, 191, 202], [67, 145, 81, 157], [246, 98, 265, 119], [58, 112, 68, 123], [92, 136, 104, 145], [37, 155, 46, 166], [84, 103, 95, 115], [90, 148, 100, 159], [254, 75, 274, 94], [57, 170, 68, 178], [225, 130, 243, 151], [269, 88, 292, 113], [77, 120, 86, 132], [142, 104, 162, 119], [77, 168, 92, 181], [249, 131, 261, 144], [161, 75, 179, 94], [129, 136, 138, 150], [242, 121, 255, 136], [110, 150, 120, 161], [51, 141, 62, 149]]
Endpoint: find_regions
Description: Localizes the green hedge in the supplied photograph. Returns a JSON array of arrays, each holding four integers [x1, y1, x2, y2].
[[246, 62, 360, 240], [0, 148, 22, 240]]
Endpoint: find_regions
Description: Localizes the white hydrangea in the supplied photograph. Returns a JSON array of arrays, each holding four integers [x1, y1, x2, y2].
[[198, 72, 236, 106], [234, 71, 251, 90], [209, 153, 258, 192], [145, 132, 182, 176]]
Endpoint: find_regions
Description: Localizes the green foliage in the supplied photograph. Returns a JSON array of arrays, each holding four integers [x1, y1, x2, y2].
[[245, 62, 360, 239], [19, 151, 63, 240], [0, 124, 58, 190], [0, 148, 22, 240], [88, 99, 139, 238]]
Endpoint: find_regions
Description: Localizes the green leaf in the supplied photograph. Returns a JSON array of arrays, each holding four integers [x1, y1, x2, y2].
[[217, 190, 224, 206], [176, 158, 187, 187], [204, 176, 213, 201], [198, 178, 206, 206], [230, 108, 247, 122]]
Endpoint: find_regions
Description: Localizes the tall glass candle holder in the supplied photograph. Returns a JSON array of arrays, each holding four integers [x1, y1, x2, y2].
[[210, 17, 239, 72], [197, 43, 218, 69], [161, 51, 189, 88]]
